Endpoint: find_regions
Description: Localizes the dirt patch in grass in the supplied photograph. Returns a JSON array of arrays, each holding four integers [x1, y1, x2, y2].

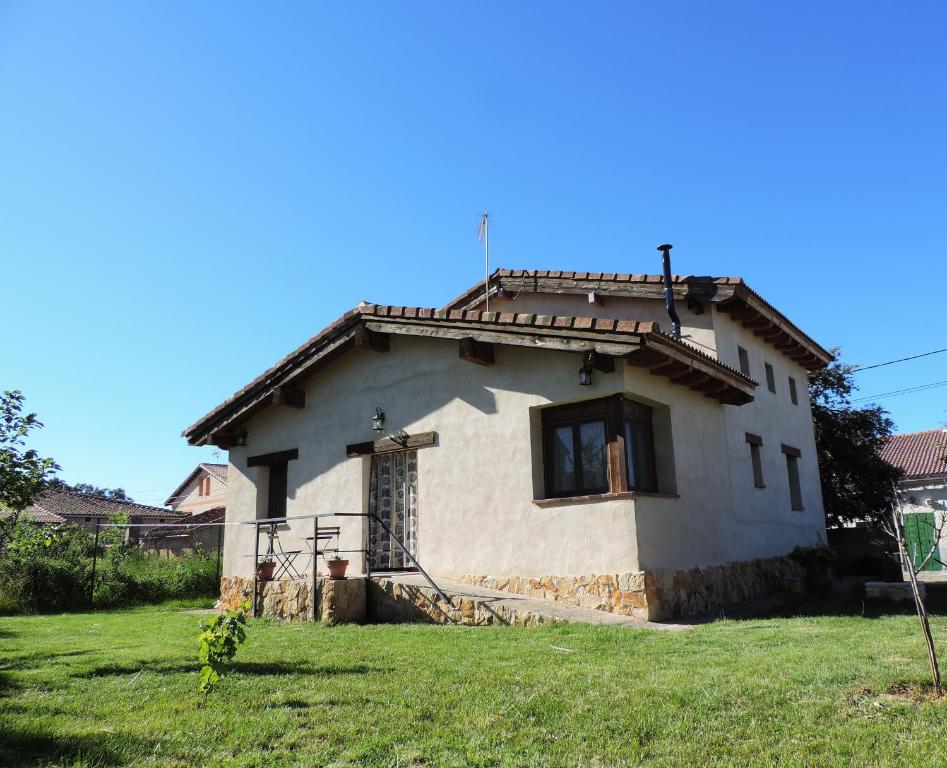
[[849, 682, 945, 707]]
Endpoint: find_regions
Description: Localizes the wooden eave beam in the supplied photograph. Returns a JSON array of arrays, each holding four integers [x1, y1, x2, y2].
[[353, 326, 390, 352], [591, 353, 616, 373], [741, 317, 771, 330], [272, 386, 305, 408], [649, 358, 692, 378], [459, 337, 495, 366], [625, 348, 668, 367], [671, 369, 712, 387]]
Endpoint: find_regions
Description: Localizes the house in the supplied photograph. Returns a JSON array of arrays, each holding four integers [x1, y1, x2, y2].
[[3, 490, 185, 542], [164, 463, 228, 514], [140, 463, 230, 556], [880, 429, 947, 573], [182, 266, 833, 621]]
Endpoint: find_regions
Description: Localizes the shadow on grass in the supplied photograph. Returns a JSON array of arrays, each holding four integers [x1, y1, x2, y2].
[[709, 582, 947, 623], [76, 660, 387, 679], [0, 727, 151, 767], [0, 649, 90, 671]]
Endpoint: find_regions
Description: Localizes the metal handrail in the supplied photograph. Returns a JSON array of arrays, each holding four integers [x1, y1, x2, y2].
[[245, 512, 453, 617]]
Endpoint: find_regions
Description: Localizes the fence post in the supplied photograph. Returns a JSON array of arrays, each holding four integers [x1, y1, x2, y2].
[[215, 524, 223, 587], [89, 521, 101, 607]]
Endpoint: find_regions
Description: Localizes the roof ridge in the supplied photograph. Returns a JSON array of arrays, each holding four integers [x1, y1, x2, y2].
[[886, 428, 947, 439]]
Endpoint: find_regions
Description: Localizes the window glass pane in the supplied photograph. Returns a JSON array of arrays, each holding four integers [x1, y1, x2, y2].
[[549, 425, 576, 494], [625, 419, 657, 492], [578, 420, 608, 491]]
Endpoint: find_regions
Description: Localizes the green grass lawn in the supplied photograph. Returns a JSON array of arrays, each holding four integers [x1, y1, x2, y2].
[[2, 592, 946, 767]]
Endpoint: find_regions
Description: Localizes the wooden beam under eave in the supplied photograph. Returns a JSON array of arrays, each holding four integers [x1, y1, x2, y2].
[[592, 353, 615, 373], [209, 430, 246, 449], [671, 370, 711, 387], [753, 325, 782, 339], [727, 307, 758, 322], [459, 337, 495, 365], [741, 316, 771, 330], [649, 358, 691, 378], [353, 326, 390, 352], [625, 348, 668, 367], [272, 386, 305, 408]]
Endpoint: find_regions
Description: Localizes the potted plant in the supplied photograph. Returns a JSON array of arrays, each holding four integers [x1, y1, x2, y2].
[[790, 545, 836, 594], [256, 558, 276, 581], [327, 554, 349, 580]]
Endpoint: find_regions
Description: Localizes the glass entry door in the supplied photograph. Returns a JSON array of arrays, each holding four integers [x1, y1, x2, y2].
[[368, 450, 418, 570]]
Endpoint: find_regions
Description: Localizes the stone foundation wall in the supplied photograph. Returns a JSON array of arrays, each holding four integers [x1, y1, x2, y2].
[[455, 555, 803, 621], [369, 577, 558, 626], [219, 576, 366, 623]]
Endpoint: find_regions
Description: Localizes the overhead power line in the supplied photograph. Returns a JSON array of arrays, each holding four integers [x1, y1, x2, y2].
[[850, 378, 947, 403], [852, 347, 947, 372]]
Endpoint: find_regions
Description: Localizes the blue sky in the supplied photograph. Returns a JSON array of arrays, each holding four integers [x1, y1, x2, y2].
[[2, 2, 945, 506]]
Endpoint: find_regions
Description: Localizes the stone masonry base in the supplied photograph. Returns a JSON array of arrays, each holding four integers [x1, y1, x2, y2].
[[455, 554, 803, 621], [219, 576, 366, 623]]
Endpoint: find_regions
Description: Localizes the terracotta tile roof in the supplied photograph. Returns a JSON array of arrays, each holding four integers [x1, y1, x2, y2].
[[183, 303, 758, 446], [1, 507, 67, 524], [880, 430, 947, 479], [444, 269, 832, 369], [11, 490, 185, 522], [142, 506, 226, 540], [164, 462, 229, 507]]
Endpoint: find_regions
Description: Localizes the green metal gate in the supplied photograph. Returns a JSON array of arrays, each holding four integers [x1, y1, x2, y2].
[[903, 512, 943, 572]]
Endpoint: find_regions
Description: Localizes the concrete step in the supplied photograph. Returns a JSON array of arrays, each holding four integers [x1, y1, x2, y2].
[[370, 573, 687, 630]]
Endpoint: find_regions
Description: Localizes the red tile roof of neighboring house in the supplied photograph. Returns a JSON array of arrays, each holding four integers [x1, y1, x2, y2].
[[183, 303, 760, 447], [164, 463, 229, 507], [880, 430, 947, 479], [1, 490, 186, 523], [142, 506, 226, 541]]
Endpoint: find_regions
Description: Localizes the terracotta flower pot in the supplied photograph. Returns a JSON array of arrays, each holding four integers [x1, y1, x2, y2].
[[257, 561, 276, 581], [327, 559, 349, 580]]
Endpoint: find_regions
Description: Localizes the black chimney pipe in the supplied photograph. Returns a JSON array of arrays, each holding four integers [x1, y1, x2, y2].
[[658, 244, 681, 339]]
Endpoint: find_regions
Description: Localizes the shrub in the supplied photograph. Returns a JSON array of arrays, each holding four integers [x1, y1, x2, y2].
[[0, 519, 219, 613], [0, 521, 94, 613]]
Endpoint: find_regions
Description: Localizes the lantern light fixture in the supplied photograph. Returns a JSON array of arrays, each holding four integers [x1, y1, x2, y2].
[[371, 407, 386, 432]]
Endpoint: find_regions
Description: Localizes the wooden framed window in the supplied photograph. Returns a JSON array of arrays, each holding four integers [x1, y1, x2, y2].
[[788, 376, 798, 405], [541, 395, 657, 499], [745, 432, 765, 488], [737, 346, 750, 376], [765, 362, 776, 393], [624, 401, 657, 492], [266, 462, 289, 519]]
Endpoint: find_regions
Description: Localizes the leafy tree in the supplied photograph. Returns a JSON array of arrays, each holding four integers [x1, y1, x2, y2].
[[0, 390, 60, 524], [809, 352, 902, 528], [46, 479, 132, 501]]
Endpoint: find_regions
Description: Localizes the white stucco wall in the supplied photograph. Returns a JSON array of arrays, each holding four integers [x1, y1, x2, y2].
[[221, 319, 826, 580]]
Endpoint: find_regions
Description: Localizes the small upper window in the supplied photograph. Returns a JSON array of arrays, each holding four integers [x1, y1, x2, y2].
[[737, 347, 750, 376], [788, 377, 798, 405], [765, 363, 776, 393]]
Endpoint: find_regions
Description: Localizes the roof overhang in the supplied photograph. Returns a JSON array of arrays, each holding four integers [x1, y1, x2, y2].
[[183, 305, 757, 448], [446, 270, 833, 371]]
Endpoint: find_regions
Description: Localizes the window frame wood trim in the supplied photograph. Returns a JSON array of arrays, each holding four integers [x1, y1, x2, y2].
[[247, 448, 299, 468], [346, 431, 437, 458], [540, 394, 658, 500]]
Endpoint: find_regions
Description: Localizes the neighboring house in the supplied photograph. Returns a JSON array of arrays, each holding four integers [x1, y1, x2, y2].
[[141, 506, 226, 557], [139, 464, 229, 556], [2, 490, 185, 542], [182, 268, 832, 621], [164, 463, 228, 514], [880, 429, 947, 573]]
